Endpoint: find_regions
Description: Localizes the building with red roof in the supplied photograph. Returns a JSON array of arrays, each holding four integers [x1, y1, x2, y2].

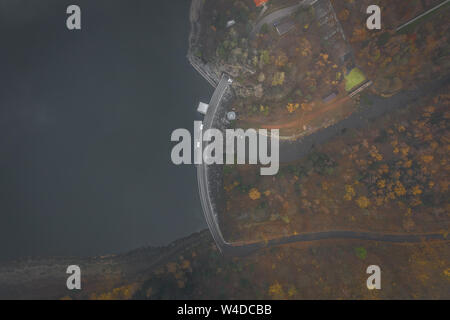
[[254, 0, 268, 7]]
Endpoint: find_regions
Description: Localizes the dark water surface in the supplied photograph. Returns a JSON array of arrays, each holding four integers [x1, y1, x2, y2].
[[0, 1, 211, 261]]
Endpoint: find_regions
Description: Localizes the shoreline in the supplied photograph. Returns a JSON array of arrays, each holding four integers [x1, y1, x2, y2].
[[1, 0, 447, 286], [0, 230, 212, 299], [187, 0, 220, 87]]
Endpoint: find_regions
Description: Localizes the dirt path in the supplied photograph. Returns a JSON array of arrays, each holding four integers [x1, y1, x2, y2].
[[240, 95, 352, 131]]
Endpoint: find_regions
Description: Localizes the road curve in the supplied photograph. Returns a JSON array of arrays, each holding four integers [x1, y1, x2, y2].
[[196, 73, 449, 256], [249, 0, 318, 39], [194, 0, 450, 255]]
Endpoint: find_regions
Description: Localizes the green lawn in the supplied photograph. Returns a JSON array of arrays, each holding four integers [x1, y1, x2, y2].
[[345, 68, 367, 92]]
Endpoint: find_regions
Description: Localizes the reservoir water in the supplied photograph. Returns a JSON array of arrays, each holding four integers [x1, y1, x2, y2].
[[0, 1, 211, 261]]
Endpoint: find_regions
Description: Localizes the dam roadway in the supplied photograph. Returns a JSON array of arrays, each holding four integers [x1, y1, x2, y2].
[[196, 74, 449, 256], [196, 74, 233, 254]]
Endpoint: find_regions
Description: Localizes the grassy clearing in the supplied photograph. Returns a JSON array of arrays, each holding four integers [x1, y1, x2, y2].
[[345, 68, 367, 92]]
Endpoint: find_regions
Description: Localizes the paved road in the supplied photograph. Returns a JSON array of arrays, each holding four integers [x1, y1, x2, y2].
[[396, 0, 449, 32], [196, 0, 449, 255], [197, 74, 235, 254], [249, 0, 318, 39], [196, 73, 449, 255]]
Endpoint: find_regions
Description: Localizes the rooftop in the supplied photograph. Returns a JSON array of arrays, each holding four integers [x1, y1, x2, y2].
[[197, 102, 209, 115], [254, 0, 268, 7]]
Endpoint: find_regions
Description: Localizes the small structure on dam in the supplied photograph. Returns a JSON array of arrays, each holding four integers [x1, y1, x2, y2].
[[227, 111, 236, 121], [197, 102, 209, 115]]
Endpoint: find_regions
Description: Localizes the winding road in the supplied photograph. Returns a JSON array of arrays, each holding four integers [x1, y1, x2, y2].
[[250, 0, 318, 39], [197, 73, 449, 256], [195, 0, 450, 255]]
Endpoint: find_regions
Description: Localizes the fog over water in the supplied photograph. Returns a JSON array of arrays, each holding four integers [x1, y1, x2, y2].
[[0, 1, 212, 261]]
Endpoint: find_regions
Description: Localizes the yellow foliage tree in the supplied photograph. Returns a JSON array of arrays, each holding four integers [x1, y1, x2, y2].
[[344, 185, 356, 201], [377, 179, 386, 189], [286, 103, 299, 113], [249, 188, 261, 200], [356, 196, 370, 209], [421, 155, 434, 163], [412, 185, 422, 195], [268, 281, 285, 299], [394, 181, 407, 197], [275, 52, 288, 67], [272, 72, 285, 86]]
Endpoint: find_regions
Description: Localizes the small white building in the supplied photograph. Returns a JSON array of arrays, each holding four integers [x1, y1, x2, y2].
[[226, 20, 236, 28], [197, 102, 209, 115]]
